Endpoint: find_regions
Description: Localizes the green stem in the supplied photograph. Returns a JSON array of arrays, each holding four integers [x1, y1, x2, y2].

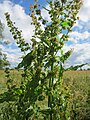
[[48, 60, 54, 120], [58, 63, 63, 86]]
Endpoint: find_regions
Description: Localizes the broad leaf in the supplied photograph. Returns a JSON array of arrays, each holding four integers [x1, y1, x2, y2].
[[61, 20, 70, 27], [60, 49, 73, 63], [65, 63, 88, 71], [18, 50, 35, 68]]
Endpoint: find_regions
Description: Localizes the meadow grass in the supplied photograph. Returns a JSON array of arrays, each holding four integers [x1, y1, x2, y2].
[[0, 69, 22, 93], [0, 69, 90, 93], [0, 70, 90, 119]]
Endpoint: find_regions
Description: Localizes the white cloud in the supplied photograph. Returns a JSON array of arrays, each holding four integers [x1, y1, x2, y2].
[[0, 43, 22, 68], [67, 0, 90, 68], [7, 52, 22, 68], [78, 0, 90, 22], [41, 5, 51, 23], [69, 31, 90, 43], [0, 1, 34, 67], [0, 0, 90, 69], [64, 43, 90, 69], [0, 1, 34, 43]]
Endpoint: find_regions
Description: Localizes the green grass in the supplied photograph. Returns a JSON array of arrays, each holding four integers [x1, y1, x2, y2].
[[0, 69, 90, 93], [0, 70, 7, 93], [63, 70, 90, 80], [0, 70, 90, 119], [0, 69, 22, 93]]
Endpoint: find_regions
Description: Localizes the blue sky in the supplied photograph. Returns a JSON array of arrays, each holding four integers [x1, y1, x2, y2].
[[0, 0, 90, 69], [10, 0, 47, 14]]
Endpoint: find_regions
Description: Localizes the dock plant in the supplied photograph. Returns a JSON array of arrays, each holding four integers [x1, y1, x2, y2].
[[0, 0, 84, 120]]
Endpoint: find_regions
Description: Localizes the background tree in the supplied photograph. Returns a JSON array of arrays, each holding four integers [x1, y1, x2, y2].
[[0, 20, 10, 69], [0, 50, 10, 69], [0, 20, 4, 39]]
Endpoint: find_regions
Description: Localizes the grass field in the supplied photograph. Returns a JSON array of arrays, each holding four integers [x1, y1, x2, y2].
[[0, 70, 90, 119], [0, 70, 22, 93], [0, 70, 90, 93], [63, 70, 90, 80]]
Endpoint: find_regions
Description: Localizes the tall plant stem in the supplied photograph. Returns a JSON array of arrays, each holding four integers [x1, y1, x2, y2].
[[48, 60, 54, 120], [58, 63, 63, 86]]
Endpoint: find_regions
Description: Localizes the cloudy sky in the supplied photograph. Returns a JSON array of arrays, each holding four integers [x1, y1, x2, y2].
[[0, 0, 90, 69]]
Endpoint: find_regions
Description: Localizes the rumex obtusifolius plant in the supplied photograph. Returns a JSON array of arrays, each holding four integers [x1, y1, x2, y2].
[[0, 0, 85, 120]]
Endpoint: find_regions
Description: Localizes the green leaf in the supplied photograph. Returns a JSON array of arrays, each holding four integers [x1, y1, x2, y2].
[[0, 91, 17, 103], [61, 0, 67, 4], [38, 95, 45, 101], [61, 20, 70, 27], [18, 50, 35, 68], [65, 63, 88, 71], [36, 9, 41, 15], [60, 49, 73, 63], [14, 89, 22, 95]]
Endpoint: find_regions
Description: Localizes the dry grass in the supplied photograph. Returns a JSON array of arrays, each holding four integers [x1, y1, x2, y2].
[[0, 69, 22, 93], [0, 70, 90, 93], [0, 70, 90, 119], [63, 70, 90, 79]]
